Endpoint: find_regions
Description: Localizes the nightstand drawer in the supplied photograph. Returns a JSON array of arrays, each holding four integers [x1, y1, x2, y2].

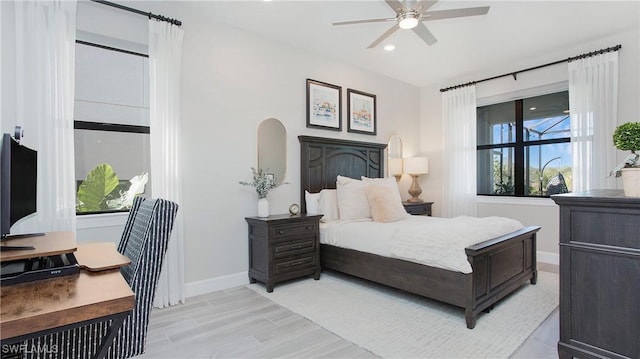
[[272, 223, 317, 239], [273, 237, 315, 258], [274, 255, 316, 274]]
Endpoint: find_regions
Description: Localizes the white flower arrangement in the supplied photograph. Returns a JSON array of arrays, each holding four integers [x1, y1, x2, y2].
[[239, 167, 279, 199]]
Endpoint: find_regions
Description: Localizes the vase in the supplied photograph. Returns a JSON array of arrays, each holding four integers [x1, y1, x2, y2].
[[621, 168, 640, 197], [257, 198, 269, 217]]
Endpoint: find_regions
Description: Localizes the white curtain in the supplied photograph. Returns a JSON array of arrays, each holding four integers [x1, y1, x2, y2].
[[148, 20, 185, 308], [442, 86, 477, 218], [568, 52, 619, 192], [12, 0, 77, 235]]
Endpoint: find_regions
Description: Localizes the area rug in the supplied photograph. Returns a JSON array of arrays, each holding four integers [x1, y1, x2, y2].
[[249, 271, 558, 358]]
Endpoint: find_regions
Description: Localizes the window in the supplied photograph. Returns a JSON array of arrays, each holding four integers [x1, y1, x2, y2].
[[477, 91, 571, 197], [74, 41, 150, 214]]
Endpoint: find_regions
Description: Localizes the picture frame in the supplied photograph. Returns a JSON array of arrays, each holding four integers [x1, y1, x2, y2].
[[306, 79, 342, 131], [347, 89, 376, 135]]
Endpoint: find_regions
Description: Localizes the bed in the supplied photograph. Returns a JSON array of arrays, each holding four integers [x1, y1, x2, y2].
[[299, 135, 540, 329]]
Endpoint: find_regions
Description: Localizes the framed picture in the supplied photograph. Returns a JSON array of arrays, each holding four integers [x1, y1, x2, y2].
[[306, 79, 342, 131], [347, 89, 376, 135]]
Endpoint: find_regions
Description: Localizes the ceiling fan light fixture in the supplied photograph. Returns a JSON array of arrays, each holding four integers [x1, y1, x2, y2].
[[397, 11, 420, 30]]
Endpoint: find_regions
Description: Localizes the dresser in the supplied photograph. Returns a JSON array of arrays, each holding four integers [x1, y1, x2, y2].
[[552, 190, 640, 359], [246, 214, 322, 292], [403, 201, 433, 216]]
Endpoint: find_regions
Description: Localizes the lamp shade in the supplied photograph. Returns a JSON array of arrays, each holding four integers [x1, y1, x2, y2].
[[389, 158, 403, 176], [404, 157, 429, 175]]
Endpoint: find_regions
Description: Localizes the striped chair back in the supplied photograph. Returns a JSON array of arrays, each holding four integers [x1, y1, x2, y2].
[[22, 197, 179, 359], [116, 196, 145, 255]]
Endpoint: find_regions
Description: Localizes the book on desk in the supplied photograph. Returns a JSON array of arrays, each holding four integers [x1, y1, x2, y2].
[[0, 231, 80, 285]]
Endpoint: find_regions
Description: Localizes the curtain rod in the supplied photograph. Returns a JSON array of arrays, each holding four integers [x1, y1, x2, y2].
[[439, 44, 622, 93], [91, 0, 182, 26]]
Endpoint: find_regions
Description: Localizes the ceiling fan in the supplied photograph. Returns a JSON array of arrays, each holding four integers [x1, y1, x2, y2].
[[332, 0, 490, 49]]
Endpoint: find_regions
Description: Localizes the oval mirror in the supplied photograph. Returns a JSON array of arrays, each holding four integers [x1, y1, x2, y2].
[[387, 135, 403, 179], [258, 118, 287, 186]]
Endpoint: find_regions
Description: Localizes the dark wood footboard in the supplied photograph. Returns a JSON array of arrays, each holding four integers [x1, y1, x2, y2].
[[320, 225, 540, 329], [464, 225, 540, 328]]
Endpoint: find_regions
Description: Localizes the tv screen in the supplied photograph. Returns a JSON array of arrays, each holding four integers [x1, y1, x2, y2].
[[1, 133, 38, 238]]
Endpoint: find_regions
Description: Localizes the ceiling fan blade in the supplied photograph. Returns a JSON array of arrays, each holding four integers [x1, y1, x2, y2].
[[422, 6, 490, 21], [367, 24, 400, 49], [412, 22, 437, 46], [385, 0, 405, 14], [332, 18, 395, 26], [415, 0, 438, 12]]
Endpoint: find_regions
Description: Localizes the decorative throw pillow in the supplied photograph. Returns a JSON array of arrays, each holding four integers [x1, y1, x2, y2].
[[365, 185, 409, 223], [318, 189, 339, 221], [305, 190, 321, 215], [361, 176, 403, 199], [336, 175, 371, 220]]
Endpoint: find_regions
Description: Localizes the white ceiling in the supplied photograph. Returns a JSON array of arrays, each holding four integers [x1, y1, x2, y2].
[[183, 0, 640, 87]]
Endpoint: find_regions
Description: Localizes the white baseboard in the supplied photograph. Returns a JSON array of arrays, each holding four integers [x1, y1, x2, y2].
[[537, 251, 559, 266], [185, 271, 248, 298]]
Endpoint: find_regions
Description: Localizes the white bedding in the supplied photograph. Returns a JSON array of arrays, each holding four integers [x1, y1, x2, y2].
[[319, 216, 524, 274]]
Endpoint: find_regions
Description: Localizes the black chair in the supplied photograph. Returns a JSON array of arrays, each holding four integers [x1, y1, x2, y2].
[[24, 197, 179, 359]]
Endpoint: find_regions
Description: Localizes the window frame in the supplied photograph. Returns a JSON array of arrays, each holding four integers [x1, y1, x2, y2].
[[74, 40, 150, 216], [477, 94, 571, 198]]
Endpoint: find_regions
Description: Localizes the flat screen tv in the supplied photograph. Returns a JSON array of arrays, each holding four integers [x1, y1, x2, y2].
[[1, 133, 38, 238]]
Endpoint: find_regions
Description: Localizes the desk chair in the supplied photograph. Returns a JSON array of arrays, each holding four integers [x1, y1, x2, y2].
[[24, 197, 179, 359]]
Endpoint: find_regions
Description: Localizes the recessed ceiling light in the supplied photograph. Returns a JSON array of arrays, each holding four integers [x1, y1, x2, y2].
[[384, 44, 395, 51], [529, 107, 537, 111]]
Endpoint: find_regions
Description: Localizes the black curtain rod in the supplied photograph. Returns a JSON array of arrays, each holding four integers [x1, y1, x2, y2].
[[76, 40, 148, 58], [91, 0, 182, 26], [440, 44, 622, 93]]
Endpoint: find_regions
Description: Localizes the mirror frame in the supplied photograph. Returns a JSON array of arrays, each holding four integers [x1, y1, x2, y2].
[[257, 118, 287, 186], [387, 135, 403, 180]]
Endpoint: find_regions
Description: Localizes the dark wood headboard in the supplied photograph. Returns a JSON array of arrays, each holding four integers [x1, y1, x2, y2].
[[298, 135, 387, 213]]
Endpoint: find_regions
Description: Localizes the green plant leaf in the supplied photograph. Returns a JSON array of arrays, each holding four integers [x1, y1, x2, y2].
[[77, 163, 120, 212]]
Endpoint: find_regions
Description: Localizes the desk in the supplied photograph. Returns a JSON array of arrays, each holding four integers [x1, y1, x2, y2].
[[0, 233, 134, 359]]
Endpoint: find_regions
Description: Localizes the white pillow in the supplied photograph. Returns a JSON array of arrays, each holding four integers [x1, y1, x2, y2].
[[318, 189, 339, 221], [361, 176, 403, 199], [305, 190, 321, 215], [336, 175, 371, 220], [365, 185, 409, 223]]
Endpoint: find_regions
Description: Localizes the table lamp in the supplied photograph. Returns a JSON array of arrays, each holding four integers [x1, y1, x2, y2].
[[389, 158, 403, 182], [404, 156, 429, 203]]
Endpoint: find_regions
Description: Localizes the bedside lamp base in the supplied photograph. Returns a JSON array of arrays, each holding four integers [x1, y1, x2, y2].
[[407, 174, 423, 203]]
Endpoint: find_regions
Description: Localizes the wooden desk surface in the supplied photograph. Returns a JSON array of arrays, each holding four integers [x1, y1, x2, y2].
[[0, 231, 77, 262], [74, 242, 131, 271], [0, 270, 134, 340]]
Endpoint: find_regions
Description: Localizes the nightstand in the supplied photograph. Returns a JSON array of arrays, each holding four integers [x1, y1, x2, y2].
[[403, 201, 433, 216], [245, 213, 323, 292]]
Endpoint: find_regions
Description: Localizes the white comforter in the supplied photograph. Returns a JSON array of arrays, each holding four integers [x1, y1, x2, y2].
[[320, 216, 524, 274]]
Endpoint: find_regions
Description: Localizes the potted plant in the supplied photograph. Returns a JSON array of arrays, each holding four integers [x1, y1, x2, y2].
[[239, 167, 280, 217], [610, 122, 640, 197]]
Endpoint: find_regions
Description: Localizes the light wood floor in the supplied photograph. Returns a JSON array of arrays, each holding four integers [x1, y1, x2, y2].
[[139, 264, 560, 359]]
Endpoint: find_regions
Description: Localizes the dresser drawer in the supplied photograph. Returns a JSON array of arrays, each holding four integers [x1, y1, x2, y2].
[[272, 223, 317, 239], [273, 237, 316, 258], [274, 255, 316, 274]]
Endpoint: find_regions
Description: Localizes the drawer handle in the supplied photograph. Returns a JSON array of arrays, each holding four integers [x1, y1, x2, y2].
[[305, 226, 312, 231], [278, 230, 284, 235], [291, 244, 305, 249], [290, 260, 305, 266]]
